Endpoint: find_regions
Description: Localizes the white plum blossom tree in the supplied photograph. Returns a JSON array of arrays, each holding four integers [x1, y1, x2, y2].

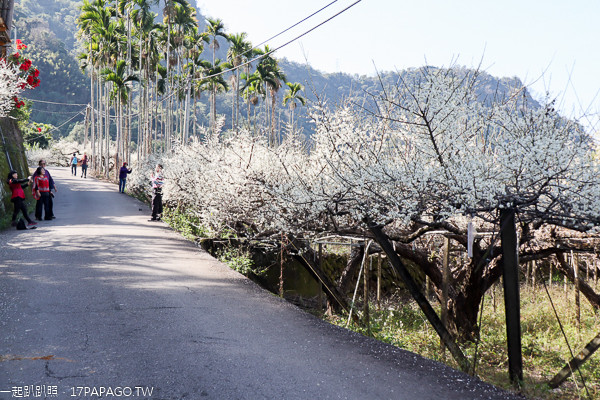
[[126, 65, 600, 341]]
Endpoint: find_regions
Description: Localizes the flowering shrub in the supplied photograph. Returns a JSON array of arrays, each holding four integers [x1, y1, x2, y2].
[[9, 50, 40, 90], [27, 138, 91, 167]]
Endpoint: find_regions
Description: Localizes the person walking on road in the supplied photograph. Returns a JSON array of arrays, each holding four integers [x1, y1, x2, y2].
[[32, 166, 52, 220], [119, 162, 132, 193], [81, 153, 89, 178], [6, 170, 37, 227], [149, 164, 164, 221], [70, 153, 78, 176]]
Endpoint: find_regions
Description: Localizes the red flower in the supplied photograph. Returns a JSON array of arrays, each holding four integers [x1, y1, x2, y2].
[[33, 69, 39, 77], [37, 127, 41, 132], [16, 39, 26, 50], [20, 59, 32, 71]]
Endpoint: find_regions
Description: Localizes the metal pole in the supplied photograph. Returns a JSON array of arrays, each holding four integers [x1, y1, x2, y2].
[[364, 255, 371, 336], [573, 251, 580, 330], [376, 255, 382, 310], [500, 208, 523, 385], [318, 243, 323, 311]]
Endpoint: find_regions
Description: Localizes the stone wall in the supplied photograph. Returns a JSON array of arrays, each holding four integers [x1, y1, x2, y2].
[[0, 117, 31, 226]]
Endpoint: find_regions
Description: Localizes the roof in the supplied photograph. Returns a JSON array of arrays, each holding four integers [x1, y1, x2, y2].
[[0, 0, 14, 46]]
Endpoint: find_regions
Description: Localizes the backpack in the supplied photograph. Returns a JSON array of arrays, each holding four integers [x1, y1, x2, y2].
[[16, 218, 27, 230]]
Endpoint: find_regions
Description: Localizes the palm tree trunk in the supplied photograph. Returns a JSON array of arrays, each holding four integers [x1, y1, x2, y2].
[[97, 72, 103, 176], [90, 68, 96, 173], [271, 90, 276, 145], [236, 68, 240, 131], [231, 75, 235, 131], [115, 96, 121, 182], [184, 78, 191, 143], [105, 82, 110, 179]]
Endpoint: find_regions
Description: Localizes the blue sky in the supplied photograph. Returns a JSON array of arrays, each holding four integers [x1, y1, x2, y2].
[[195, 0, 600, 133]]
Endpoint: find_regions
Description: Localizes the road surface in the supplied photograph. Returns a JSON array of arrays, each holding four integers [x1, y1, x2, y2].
[[0, 167, 522, 400]]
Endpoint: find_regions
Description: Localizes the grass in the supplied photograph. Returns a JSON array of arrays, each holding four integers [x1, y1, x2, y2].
[[320, 283, 600, 400], [215, 246, 255, 275]]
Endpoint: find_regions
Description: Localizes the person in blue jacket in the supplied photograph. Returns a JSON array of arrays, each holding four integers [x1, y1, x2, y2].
[[70, 153, 78, 176], [119, 162, 132, 193]]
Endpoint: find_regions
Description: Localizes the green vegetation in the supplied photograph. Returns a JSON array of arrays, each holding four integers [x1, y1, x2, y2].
[[161, 207, 208, 240], [216, 247, 254, 276], [0, 118, 34, 229], [12, 5, 90, 136]]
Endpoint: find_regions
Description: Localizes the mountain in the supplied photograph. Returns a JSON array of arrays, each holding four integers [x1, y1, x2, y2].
[[14, 0, 538, 140], [14, 0, 90, 137]]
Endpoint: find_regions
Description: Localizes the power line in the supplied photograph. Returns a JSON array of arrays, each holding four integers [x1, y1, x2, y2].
[[158, 0, 363, 103], [46, 107, 88, 134], [23, 98, 88, 106], [32, 109, 87, 116], [238, 0, 340, 60], [198, 0, 363, 83]]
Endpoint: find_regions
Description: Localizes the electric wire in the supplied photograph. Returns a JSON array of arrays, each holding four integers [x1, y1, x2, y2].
[[31, 109, 87, 115], [23, 98, 88, 106], [46, 107, 87, 134], [193, 0, 363, 85], [158, 0, 362, 103], [236, 0, 339, 60], [541, 277, 591, 398]]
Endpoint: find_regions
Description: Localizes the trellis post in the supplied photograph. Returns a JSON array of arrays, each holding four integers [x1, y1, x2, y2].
[[368, 223, 471, 373], [500, 208, 523, 385]]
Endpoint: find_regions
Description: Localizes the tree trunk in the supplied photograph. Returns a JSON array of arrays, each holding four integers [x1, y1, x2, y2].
[[338, 245, 364, 294], [557, 253, 600, 309]]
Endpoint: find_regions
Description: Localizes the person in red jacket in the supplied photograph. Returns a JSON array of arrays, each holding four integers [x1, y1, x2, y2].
[[32, 166, 52, 220], [6, 170, 36, 226]]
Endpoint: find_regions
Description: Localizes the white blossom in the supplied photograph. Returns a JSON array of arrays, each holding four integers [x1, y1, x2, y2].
[[0, 60, 26, 117]]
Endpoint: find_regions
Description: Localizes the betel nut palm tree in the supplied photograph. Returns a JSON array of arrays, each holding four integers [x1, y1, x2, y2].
[[283, 82, 306, 133]]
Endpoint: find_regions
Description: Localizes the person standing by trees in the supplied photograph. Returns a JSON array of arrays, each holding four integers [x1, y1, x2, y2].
[[149, 164, 164, 221], [119, 162, 132, 193], [33, 159, 57, 220], [6, 171, 36, 227], [70, 153, 78, 176], [32, 166, 52, 221]]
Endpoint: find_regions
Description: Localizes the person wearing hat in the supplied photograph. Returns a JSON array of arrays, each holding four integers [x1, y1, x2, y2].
[[149, 164, 164, 221], [119, 162, 133, 193], [6, 170, 36, 226]]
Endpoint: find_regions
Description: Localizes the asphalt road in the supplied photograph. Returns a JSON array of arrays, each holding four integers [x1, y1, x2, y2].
[[0, 167, 523, 400]]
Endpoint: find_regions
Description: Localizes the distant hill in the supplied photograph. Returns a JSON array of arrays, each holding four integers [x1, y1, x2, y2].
[[14, 0, 538, 139]]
